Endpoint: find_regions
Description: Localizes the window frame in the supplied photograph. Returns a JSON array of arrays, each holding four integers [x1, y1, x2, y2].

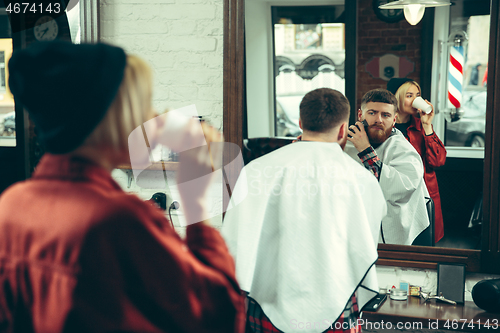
[[431, 5, 488, 159]]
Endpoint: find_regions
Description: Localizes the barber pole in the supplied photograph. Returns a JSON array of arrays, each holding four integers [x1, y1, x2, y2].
[[448, 46, 464, 108]]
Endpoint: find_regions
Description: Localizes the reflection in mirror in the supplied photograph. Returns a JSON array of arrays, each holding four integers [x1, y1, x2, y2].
[[442, 4, 489, 149], [245, 0, 347, 138], [227, 0, 500, 273], [273, 6, 345, 137], [0, 8, 13, 147], [243, 0, 493, 251], [432, 0, 490, 250]]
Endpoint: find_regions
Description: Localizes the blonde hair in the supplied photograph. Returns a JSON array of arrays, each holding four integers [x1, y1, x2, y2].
[[84, 55, 153, 151], [394, 80, 421, 114]]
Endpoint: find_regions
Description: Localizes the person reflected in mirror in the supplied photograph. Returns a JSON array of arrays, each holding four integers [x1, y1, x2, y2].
[[0, 41, 244, 332], [482, 64, 488, 87], [469, 63, 481, 86], [387, 78, 446, 244], [345, 88, 430, 246], [223, 88, 386, 333]]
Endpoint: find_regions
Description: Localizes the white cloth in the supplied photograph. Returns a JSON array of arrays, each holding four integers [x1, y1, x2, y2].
[[222, 142, 386, 333], [344, 129, 430, 245]]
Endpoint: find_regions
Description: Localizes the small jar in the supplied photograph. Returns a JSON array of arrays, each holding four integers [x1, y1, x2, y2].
[[390, 288, 408, 301]]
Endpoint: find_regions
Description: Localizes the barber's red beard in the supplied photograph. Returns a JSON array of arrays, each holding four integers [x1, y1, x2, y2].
[[366, 124, 392, 144]]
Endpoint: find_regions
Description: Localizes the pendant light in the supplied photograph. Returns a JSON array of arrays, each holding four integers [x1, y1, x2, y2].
[[379, 0, 451, 25]]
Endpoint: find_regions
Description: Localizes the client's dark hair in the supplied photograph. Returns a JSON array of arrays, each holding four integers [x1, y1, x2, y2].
[[360, 89, 398, 112], [299, 88, 350, 133]]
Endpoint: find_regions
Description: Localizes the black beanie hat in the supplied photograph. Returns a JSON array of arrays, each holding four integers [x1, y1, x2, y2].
[[8, 41, 127, 154], [387, 78, 414, 95]]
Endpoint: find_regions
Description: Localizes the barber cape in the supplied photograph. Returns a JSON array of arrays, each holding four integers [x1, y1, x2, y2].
[[222, 141, 386, 333], [344, 128, 430, 245]]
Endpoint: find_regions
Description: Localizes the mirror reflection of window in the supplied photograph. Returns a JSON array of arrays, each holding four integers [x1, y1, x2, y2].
[[0, 38, 14, 147], [444, 9, 489, 148], [0, 51, 5, 93], [431, 0, 491, 251], [272, 6, 345, 137]]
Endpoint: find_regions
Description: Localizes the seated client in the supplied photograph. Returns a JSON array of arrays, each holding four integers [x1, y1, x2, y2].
[[222, 88, 386, 333], [345, 88, 430, 245]]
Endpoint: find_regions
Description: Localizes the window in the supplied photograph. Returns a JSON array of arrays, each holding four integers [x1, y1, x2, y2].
[[429, 0, 490, 249], [0, 37, 14, 146], [273, 6, 345, 137], [432, 0, 490, 158], [245, 1, 348, 139]]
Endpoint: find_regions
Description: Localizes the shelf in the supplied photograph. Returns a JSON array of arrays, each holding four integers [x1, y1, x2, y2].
[[116, 161, 178, 171]]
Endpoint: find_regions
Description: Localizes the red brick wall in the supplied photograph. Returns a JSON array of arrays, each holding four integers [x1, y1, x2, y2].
[[356, 0, 423, 109]]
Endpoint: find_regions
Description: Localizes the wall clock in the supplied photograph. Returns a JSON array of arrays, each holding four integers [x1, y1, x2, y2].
[[373, 0, 404, 23], [34, 16, 59, 41]]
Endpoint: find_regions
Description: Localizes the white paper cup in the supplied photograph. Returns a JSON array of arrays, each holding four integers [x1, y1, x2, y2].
[[412, 96, 433, 114]]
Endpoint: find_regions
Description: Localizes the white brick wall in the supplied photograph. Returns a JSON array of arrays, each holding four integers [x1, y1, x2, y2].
[[101, 0, 225, 229], [100, 0, 224, 129]]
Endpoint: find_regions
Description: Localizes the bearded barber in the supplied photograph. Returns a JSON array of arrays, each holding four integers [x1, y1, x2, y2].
[[345, 88, 430, 246]]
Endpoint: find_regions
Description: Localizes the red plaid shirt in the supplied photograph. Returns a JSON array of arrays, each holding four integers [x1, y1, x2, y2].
[[357, 146, 382, 181], [246, 294, 361, 333]]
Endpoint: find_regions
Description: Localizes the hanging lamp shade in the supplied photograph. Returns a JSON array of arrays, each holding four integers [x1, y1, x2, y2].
[[404, 4, 426, 25], [379, 0, 450, 25], [379, 0, 451, 9]]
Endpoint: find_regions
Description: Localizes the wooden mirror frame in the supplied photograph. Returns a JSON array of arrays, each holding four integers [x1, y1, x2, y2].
[[223, 0, 500, 274]]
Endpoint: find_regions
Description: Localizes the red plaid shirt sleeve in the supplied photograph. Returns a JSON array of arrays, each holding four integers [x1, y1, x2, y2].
[[357, 146, 382, 181], [246, 294, 361, 333]]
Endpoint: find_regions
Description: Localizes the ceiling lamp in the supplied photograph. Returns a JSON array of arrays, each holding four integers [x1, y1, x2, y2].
[[379, 0, 451, 25]]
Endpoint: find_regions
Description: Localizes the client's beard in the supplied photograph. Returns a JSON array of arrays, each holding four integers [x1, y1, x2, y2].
[[366, 124, 392, 145]]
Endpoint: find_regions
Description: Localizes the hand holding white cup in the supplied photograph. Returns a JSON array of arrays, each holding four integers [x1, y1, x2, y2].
[[412, 96, 433, 114]]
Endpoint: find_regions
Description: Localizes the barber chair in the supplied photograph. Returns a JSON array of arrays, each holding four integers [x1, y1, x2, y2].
[[468, 193, 483, 249], [242, 137, 295, 165], [411, 197, 435, 246]]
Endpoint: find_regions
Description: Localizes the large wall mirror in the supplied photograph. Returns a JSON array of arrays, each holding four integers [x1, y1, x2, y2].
[[223, 0, 500, 273]]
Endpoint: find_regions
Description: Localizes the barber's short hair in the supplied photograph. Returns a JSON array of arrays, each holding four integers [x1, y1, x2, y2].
[[360, 89, 398, 114], [299, 88, 350, 133], [85, 55, 153, 151], [394, 81, 421, 113]]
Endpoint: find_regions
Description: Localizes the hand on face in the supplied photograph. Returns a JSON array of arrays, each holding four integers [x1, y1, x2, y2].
[[347, 121, 371, 152]]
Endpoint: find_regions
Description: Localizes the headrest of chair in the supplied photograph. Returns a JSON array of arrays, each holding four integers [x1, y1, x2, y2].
[[243, 137, 295, 164]]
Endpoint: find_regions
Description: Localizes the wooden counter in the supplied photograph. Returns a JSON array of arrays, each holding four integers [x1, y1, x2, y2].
[[362, 295, 499, 332]]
